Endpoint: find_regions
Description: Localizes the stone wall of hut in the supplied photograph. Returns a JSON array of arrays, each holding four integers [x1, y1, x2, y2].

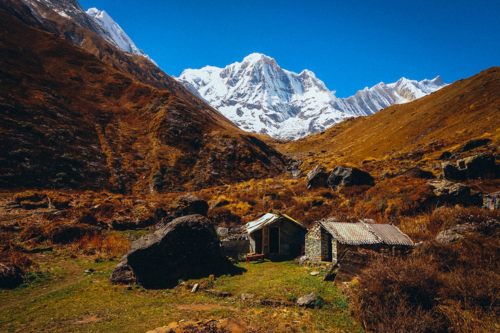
[[305, 223, 322, 261]]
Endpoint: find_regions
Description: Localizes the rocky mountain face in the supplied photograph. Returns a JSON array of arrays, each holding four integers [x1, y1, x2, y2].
[[0, 1, 286, 193], [178, 53, 446, 139]]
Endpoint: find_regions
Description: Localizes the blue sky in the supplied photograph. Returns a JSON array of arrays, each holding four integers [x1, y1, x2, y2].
[[80, 0, 499, 97]]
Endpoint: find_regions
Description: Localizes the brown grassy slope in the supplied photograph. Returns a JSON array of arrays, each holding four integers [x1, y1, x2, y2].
[[281, 67, 500, 174], [2, 0, 186, 94], [0, 9, 285, 193]]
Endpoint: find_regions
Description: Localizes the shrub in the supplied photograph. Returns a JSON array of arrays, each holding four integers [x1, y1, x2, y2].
[[77, 233, 130, 258], [352, 230, 499, 333], [428, 206, 500, 235], [352, 255, 447, 333]]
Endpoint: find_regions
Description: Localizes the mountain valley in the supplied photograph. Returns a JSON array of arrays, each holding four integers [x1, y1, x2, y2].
[[0, 1, 498, 333]]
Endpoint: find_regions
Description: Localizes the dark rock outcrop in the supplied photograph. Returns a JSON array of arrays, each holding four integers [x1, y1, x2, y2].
[[429, 180, 482, 207], [328, 166, 374, 189], [460, 154, 498, 179], [307, 165, 329, 189], [111, 214, 231, 288], [442, 162, 466, 180], [0, 262, 24, 289], [458, 138, 491, 152], [443, 153, 498, 180]]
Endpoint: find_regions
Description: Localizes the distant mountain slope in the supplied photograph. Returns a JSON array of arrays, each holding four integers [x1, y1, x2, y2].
[[0, 2, 286, 192], [282, 67, 500, 171], [178, 53, 445, 139]]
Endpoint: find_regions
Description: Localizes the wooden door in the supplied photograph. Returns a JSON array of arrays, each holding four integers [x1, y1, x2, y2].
[[269, 226, 280, 254]]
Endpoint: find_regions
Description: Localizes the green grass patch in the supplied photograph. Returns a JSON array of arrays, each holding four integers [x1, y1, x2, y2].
[[0, 252, 360, 332]]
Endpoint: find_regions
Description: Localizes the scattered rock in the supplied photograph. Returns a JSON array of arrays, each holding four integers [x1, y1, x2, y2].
[[458, 138, 491, 152], [323, 265, 338, 281], [240, 293, 255, 301], [307, 165, 329, 189], [309, 271, 320, 276], [0, 262, 24, 289], [84, 268, 95, 275], [111, 214, 230, 288], [287, 159, 303, 178], [146, 318, 247, 333], [296, 292, 321, 308], [436, 218, 499, 244], [328, 166, 374, 189], [429, 180, 482, 206], [297, 255, 308, 266], [110, 262, 136, 285], [435, 224, 474, 244]]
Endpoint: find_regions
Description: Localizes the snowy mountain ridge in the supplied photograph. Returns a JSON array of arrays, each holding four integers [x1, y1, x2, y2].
[[85, 7, 151, 59], [178, 53, 446, 139]]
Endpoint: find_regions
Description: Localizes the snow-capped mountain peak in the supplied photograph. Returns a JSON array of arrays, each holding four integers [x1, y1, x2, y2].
[[177, 54, 447, 140], [85, 7, 147, 58]]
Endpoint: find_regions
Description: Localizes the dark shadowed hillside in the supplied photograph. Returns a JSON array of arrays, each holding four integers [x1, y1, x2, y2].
[[0, 5, 286, 193]]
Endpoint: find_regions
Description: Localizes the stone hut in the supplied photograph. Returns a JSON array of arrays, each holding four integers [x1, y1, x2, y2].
[[246, 213, 306, 258], [305, 219, 413, 263]]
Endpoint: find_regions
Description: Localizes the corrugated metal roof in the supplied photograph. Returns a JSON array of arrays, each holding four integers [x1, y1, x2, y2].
[[319, 220, 380, 245], [364, 223, 414, 246], [317, 218, 414, 246], [246, 213, 305, 234]]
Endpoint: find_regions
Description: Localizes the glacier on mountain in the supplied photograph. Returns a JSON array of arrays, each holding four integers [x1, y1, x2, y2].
[[177, 53, 446, 140]]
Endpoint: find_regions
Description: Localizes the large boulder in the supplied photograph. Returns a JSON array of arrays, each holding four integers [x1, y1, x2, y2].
[[328, 166, 374, 189], [460, 154, 498, 179], [443, 153, 498, 180], [172, 195, 209, 217], [306, 165, 329, 189], [429, 180, 482, 207], [111, 214, 229, 288]]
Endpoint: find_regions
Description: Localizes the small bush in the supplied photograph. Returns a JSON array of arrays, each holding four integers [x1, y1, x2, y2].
[[76, 233, 130, 258], [352, 230, 499, 333]]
